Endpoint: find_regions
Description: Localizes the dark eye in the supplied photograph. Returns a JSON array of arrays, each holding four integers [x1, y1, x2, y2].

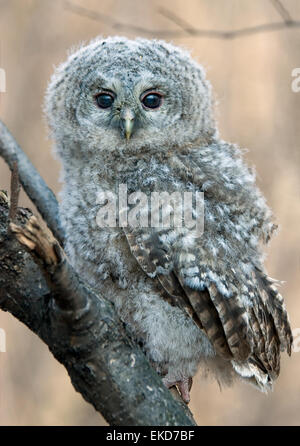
[[141, 92, 163, 109], [95, 93, 114, 109]]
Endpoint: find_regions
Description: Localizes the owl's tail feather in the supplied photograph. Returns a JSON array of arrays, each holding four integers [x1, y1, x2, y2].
[[176, 283, 234, 360], [238, 268, 293, 389], [249, 305, 280, 379], [176, 275, 254, 362], [253, 268, 293, 356], [261, 273, 293, 356], [205, 282, 253, 362]]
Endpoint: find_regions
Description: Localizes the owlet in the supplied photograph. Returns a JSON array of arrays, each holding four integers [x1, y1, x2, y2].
[[45, 37, 292, 403]]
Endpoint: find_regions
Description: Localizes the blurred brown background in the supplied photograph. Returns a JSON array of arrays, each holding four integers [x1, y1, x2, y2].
[[0, 0, 299, 426]]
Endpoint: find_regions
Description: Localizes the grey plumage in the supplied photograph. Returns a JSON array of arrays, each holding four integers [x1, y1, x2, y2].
[[45, 36, 292, 403]]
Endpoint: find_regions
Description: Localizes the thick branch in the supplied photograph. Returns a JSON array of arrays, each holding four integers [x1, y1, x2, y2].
[[0, 198, 196, 425]]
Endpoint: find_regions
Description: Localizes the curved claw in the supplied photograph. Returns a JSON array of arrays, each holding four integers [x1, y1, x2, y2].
[[162, 376, 193, 404]]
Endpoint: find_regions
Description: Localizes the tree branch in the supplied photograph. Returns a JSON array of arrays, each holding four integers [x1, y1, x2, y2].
[[62, 0, 300, 40], [0, 120, 65, 245], [0, 120, 196, 426]]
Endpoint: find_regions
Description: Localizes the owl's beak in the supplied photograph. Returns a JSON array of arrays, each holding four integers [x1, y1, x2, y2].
[[121, 109, 135, 140], [125, 119, 134, 140]]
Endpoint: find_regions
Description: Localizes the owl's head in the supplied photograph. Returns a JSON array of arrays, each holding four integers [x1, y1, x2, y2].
[[45, 37, 216, 160]]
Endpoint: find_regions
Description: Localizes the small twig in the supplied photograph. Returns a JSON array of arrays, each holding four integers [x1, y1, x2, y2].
[[158, 7, 197, 36], [8, 161, 20, 223], [62, 0, 300, 39], [0, 120, 65, 245], [270, 0, 293, 24]]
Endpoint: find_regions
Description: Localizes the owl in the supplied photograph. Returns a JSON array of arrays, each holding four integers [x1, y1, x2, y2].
[[45, 36, 292, 403]]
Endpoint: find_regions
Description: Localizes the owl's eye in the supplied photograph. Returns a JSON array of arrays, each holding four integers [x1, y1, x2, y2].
[[141, 92, 163, 109], [95, 93, 114, 109]]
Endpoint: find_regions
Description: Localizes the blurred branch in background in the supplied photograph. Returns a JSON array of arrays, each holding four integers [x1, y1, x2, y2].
[[270, 0, 293, 23], [62, 0, 300, 39]]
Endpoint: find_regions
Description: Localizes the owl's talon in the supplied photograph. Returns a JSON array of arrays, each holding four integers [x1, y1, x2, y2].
[[162, 376, 192, 404]]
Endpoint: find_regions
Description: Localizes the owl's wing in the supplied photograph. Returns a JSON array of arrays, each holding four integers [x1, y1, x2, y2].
[[123, 227, 292, 378]]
